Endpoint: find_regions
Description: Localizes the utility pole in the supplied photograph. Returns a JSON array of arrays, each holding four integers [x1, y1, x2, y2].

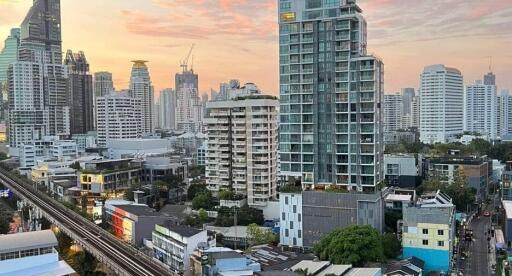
[[233, 208, 238, 250]]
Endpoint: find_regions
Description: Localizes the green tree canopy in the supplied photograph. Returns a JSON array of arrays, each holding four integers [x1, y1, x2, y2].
[[313, 225, 384, 266], [382, 233, 401, 259], [187, 183, 208, 200], [247, 223, 276, 246], [192, 192, 215, 210]]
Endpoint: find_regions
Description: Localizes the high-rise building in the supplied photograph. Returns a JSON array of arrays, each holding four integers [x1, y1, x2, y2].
[[158, 88, 176, 130], [8, 0, 69, 154], [484, 71, 496, 86], [0, 28, 20, 120], [129, 60, 154, 134], [278, 0, 384, 191], [0, 28, 20, 82], [96, 92, 142, 147], [175, 68, 202, 132], [384, 93, 403, 132], [419, 65, 463, 144], [64, 50, 94, 134], [205, 91, 278, 206], [94, 71, 114, 97], [464, 75, 497, 140], [401, 88, 415, 116], [498, 90, 512, 138], [411, 96, 420, 129]]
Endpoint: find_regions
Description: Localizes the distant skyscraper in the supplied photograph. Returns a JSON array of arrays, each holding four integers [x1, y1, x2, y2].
[[464, 75, 497, 140], [205, 90, 278, 206], [419, 65, 463, 144], [278, 0, 384, 190], [401, 88, 415, 115], [384, 93, 403, 132], [64, 50, 94, 134], [484, 71, 496, 86], [498, 90, 512, 138], [175, 68, 202, 132], [158, 88, 176, 130], [96, 91, 142, 147], [94, 71, 114, 97], [8, 0, 69, 153], [411, 96, 420, 129], [0, 28, 20, 82], [129, 60, 154, 134]]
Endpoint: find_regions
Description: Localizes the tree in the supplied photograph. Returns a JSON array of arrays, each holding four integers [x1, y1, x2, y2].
[[190, 166, 205, 178], [0, 214, 10, 234], [187, 183, 208, 200], [382, 233, 401, 259], [385, 210, 402, 233], [442, 167, 476, 212], [247, 223, 276, 246], [215, 205, 264, 227], [468, 138, 491, 155], [313, 225, 384, 266], [69, 161, 81, 170], [192, 192, 215, 210], [198, 208, 208, 223]]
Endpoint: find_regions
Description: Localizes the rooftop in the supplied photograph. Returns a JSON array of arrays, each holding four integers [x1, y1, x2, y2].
[[164, 224, 203, 237], [290, 261, 330, 275], [210, 251, 244, 260], [0, 230, 58, 253], [503, 200, 512, 219], [113, 204, 160, 217]]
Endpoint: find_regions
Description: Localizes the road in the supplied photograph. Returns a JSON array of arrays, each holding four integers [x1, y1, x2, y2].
[[466, 214, 491, 276], [0, 168, 174, 276]]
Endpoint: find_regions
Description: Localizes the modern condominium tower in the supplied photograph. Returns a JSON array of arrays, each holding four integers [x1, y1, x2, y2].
[[464, 74, 497, 140], [384, 93, 403, 132], [175, 68, 202, 132], [129, 60, 154, 134], [401, 88, 415, 116], [419, 64, 464, 144], [498, 90, 512, 138], [8, 0, 69, 154], [0, 28, 20, 120], [158, 88, 177, 130], [64, 50, 94, 134], [94, 71, 114, 97], [278, 0, 384, 191]]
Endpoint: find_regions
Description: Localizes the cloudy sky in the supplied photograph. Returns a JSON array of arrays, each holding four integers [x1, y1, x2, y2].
[[1, 0, 511, 96]]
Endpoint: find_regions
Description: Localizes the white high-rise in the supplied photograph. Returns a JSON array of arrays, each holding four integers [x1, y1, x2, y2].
[[498, 90, 512, 138], [158, 88, 176, 130], [205, 91, 278, 206], [384, 93, 403, 132], [176, 69, 202, 133], [129, 60, 154, 134], [8, 0, 70, 155], [464, 74, 497, 140], [96, 92, 142, 147], [419, 64, 463, 144]]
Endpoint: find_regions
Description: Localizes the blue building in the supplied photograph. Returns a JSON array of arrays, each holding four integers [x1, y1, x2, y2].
[[402, 191, 455, 273]]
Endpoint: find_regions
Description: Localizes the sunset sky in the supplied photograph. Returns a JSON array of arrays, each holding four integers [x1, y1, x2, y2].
[[1, 0, 511, 97]]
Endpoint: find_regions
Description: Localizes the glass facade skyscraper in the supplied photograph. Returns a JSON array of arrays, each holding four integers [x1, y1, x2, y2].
[[278, 0, 384, 191], [0, 28, 20, 83]]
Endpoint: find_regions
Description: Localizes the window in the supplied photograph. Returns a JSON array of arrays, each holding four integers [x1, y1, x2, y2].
[[285, 196, 289, 204], [438, 230, 444, 235], [298, 214, 302, 222], [422, 229, 428, 235], [290, 221, 294, 229], [293, 237, 297, 245], [438, 241, 444, 247], [422, 240, 428, 245], [293, 205, 297, 213], [298, 230, 302, 238], [282, 212, 286, 220], [285, 229, 289, 237]]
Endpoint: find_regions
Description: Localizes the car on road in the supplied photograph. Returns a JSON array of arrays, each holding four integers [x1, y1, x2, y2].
[[484, 211, 491, 217]]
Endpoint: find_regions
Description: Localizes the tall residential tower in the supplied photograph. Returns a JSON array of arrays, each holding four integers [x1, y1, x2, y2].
[[8, 0, 69, 154], [64, 50, 94, 134], [278, 0, 384, 191], [129, 60, 154, 134], [94, 71, 114, 97], [419, 65, 463, 144], [175, 68, 202, 132], [464, 73, 497, 140]]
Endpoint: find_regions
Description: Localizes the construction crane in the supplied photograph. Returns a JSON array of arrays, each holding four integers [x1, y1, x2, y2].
[[180, 44, 195, 72]]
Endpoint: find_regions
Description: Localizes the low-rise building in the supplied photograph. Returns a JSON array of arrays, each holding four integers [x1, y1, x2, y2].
[[280, 190, 386, 249], [0, 230, 75, 275], [103, 203, 170, 246], [401, 190, 455, 273], [71, 132, 97, 153], [107, 138, 172, 159], [31, 164, 77, 199], [190, 247, 261, 276], [19, 136, 78, 170], [425, 156, 490, 201], [152, 224, 209, 274], [140, 156, 188, 185], [205, 225, 271, 250], [384, 154, 420, 188], [80, 159, 141, 213], [502, 200, 512, 248], [289, 260, 382, 276], [384, 131, 418, 145], [385, 256, 424, 276], [502, 161, 512, 201]]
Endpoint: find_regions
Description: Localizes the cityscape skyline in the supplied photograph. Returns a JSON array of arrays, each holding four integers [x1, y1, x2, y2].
[[1, 0, 511, 95]]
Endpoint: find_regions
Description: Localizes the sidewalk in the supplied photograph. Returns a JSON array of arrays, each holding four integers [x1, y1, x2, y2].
[[489, 236, 497, 274]]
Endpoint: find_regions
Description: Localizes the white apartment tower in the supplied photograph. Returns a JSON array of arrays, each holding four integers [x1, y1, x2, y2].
[[158, 88, 176, 130], [498, 90, 512, 138], [129, 60, 154, 134], [384, 93, 403, 132], [464, 74, 497, 140], [176, 69, 202, 133], [8, 0, 70, 155], [419, 64, 463, 144], [96, 92, 142, 147], [204, 92, 279, 206], [278, 0, 384, 191]]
